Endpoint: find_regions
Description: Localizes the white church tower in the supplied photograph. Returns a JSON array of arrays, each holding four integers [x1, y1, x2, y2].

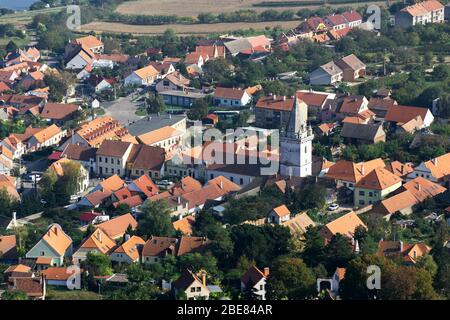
[[279, 98, 314, 177]]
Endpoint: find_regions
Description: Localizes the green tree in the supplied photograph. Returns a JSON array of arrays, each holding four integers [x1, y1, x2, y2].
[[267, 257, 316, 300], [138, 200, 175, 237], [187, 98, 209, 120], [1, 290, 28, 300], [145, 94, 166, 114], [85, 252, 113, 276], [0, 187, 19, 217]]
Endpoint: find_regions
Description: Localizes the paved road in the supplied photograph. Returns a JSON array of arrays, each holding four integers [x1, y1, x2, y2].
[[102, 94, 144, 126]]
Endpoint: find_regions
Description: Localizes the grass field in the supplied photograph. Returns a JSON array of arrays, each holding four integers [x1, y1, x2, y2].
[[115, 0, 387, 16], [0, 7, 64, 27], [81, 20, 301, 35]]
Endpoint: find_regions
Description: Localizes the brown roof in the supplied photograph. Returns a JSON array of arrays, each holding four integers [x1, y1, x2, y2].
[[355, 167, 402, 190], [367, 97, 397, 112], [172, 269, 205, 291], [386, 161, 414, 178], [79, 228, 116, 254], [339, 96, 366, 114], [255, 95, 294, 111], [113, 195, 143, 209], [214, 87, 246, 100], [41, 224, 72, 256], [142, 236, 178, 257], [335, 54, 365, 72], [96, 139, 132, 158], [42, 267, 74, 281], [384, 105, 430, 124], [84, 188, 113, 207], [176, 236, 211, 256], [342, 10, 363, 22], [128, 144, 165, 171], [0, 81, 11, 92], [296, 91, 329, 108], [96, 213, 138, 239], [241, 265, 266, 285], [207, 176, 241, 194], [76, 116, 133, 147], [13, 278, 44, 297], [61, 144, 97, 161], [377, 240, 431, 263]]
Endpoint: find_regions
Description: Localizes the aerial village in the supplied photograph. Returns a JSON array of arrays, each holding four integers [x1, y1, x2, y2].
[[0, 0, 449, 301]]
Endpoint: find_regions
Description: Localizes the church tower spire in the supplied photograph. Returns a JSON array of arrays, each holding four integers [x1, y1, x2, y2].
[[279, 97, 314, 177]]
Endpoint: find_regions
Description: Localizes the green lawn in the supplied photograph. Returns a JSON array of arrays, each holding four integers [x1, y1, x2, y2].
[[46, 288, 102, 300], [0, 7, 65, 27]]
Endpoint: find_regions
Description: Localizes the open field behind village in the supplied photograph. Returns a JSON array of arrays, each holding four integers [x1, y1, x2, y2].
[[115, 0, 385, 16], [0, 7, 64, 27], [80, 20, 301, 35]]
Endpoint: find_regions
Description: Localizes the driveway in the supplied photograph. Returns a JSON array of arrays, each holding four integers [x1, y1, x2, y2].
[[102, 94, 144, 126]]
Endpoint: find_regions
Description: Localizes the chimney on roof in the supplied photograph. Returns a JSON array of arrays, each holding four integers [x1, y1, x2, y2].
[[416, 183, 421, 191], [12, 211, 17, 227], [220, 180, 223, 189], [399, 240, 403, 252], [54, 226, 58, 235], [273, 94, 277, 100], [125, 234, 130, 242], [201, 272, 206, 286], [432, 158, 438, 166], [177, 196, 181, 204], [361, 163, 365, 176], [263, 267, 270, 277], [97, 230, 102, 242]]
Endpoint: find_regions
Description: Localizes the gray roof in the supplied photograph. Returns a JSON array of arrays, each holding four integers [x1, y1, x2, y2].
[[341, 122, 385, 141], [224, 38, 252, 55], [127, 113, 186, 136], [159, 90, 208, 99]]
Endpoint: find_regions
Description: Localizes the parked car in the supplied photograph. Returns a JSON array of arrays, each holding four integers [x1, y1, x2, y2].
[[328, 203, 340, 211]]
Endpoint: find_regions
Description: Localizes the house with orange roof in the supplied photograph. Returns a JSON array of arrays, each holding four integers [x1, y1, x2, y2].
[[72, 228, 116, 264], [7, 276, 46, 300], [321, 211, 367, 244], [325, 158, 386, 189], [0, 235, 17, 263], [241, 265, 269, 300], [96, 213, 138, 240], [156, 71, 191, 92], [110, 235, 145, 264], [0, 145, 14, 175], [384, 105, 434, 130], [72, 35, 104, 54], [124, 64, 160, 87], [26, 224, 73, 268], [269, 204, 291, 225], [395, 0, 444, 28], [354, 167, 402, 207], [255, 94, 296, 128], [386, 161, 414, 180], [40, 102, 80, 125], [41, 266, 80, 287], [142, 236, 178, 264], [377, 240, 431, 264], [0, 174, 20, 200], [195, 44, 226, 60], [213, 87, 252, 107], [375, 176, 446, 219], [137, 125, 183, 153], [127, 174, 159, 198], [407, 152, 450, 186], [26, 124, 66, 152], [70, 116, 135, 148], [173, 215, 196, 235]]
